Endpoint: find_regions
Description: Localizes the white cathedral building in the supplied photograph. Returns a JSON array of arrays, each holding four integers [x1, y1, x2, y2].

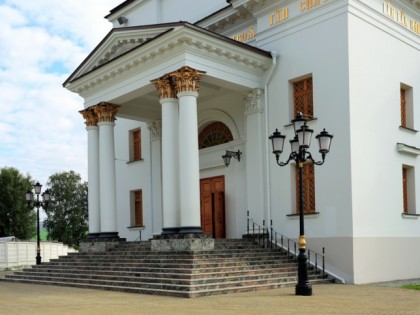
[[64, 0, 420, 285]]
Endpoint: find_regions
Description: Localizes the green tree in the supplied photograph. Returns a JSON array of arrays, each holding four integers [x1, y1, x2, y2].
[[45, 171, 88, 248], [0, 167, 36, 239]]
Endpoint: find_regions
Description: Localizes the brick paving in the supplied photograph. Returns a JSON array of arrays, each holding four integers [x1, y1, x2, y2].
[[0, 277, 420, 315]]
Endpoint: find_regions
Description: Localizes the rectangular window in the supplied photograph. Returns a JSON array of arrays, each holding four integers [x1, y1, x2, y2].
[[402, 166, 416, 214], [400, 84, 414, 130], [293, 77, 313, 118], [130, 128, 142, 161], [295, 163, 316, 214], [132, 190, 143, 227]]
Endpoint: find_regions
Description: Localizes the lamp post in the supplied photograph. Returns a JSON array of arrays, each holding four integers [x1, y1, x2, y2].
[[269, 112, 333, 296], [26, 182, 51, 265]]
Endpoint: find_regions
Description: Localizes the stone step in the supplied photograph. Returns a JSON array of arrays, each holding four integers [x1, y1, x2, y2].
[[10, 266, 302, 281], [49, 256, 294, 266], [28, 261, 299, 275], [1, 238, 333, 297], [3, 275, 330, 298], [5, 272, 326, 292]]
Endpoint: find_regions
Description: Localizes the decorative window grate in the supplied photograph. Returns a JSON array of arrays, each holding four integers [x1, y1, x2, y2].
[[134, 190, 143, 226], [198, 122, 233, 149], [132, 129, 142, 161], [293, 77, 313, 119], [296, 163, 316, 214], [402, 168, 408, 214], [400, 88, 407, 128]]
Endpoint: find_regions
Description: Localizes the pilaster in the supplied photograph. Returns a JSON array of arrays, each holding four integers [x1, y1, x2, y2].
[[243, 89, 266, 225]]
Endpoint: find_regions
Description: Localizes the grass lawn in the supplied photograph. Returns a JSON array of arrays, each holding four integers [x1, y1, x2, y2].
[[402, 284, 420, 290], [31, 228, 48, 241]]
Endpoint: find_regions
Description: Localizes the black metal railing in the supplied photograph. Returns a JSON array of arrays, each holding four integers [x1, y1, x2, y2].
[[246, 211, 326, 278]]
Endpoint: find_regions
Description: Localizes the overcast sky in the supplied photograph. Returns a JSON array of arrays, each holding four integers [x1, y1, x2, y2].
[[0, 0, 122, 186]]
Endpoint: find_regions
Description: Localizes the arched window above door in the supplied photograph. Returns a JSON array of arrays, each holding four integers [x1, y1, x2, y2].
[[198, 122, 233, 149]]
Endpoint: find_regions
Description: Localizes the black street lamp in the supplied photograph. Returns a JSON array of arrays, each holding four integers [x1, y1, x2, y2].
[[269, 112, 333, 296], [26, 182, 51, 265]]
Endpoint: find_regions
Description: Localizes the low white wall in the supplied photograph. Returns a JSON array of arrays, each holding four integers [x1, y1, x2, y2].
[[0, 242, 76, 269]]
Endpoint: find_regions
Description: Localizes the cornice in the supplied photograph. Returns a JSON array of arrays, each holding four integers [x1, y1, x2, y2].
[[65, 25, 271, 96]]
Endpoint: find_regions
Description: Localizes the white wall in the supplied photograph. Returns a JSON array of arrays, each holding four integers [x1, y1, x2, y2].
[[110, 0, 228, 27], [347, 2, 420, 283], [114, 118, 154, 241], [0, 242, 74, 269]]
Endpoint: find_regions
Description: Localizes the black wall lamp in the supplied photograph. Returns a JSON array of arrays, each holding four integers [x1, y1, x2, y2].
[[222, 150, 242, 167]]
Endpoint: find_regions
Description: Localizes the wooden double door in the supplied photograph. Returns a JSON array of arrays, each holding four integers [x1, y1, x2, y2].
[[200, 176, 225, 238]]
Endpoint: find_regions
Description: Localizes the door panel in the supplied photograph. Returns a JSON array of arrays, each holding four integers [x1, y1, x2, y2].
[[200, 176, 225, 238]]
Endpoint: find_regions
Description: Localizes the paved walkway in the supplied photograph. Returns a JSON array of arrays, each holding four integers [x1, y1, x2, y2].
[[0, 276, 419, 315]]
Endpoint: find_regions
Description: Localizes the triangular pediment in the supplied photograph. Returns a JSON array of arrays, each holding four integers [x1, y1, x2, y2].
[[66, 23, 179, 84]]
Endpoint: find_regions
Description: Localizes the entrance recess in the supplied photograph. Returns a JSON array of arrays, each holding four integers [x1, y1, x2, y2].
[[200, 176, 225, 238]]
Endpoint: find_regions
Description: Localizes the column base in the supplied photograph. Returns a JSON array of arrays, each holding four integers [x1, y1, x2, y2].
[[178, 226, 203, 234], [80, 233, 126, 253], [151, 233, 214, 252], [161, 227, 181, 235], [86, 233, 101, 240]]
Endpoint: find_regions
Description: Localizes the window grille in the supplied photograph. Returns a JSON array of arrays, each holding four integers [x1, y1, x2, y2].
[[132, 129, 142, 161], [134, 190, 143, 226], [293, 77, 313, 118], [198, 122, 233, 149], [400, 88, 407, 128], [402, 168, 408, 214], [296, 163, 316, 214]]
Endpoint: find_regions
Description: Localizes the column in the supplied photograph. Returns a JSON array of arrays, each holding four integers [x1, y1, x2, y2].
[[93, 102, 120, 239], [147, 120, 163, 236], [79, 108, 100, 239], [152, 76, 180, 234], [171, 66, 205, 234], [244, 89, 266, 224]]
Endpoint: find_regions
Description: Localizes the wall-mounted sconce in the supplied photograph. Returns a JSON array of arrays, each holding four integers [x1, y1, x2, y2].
[[222, 150, 242, 167], [117, 16, 128, 25]]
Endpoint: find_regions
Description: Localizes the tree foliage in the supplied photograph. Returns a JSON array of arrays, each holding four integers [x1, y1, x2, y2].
[[45, 171, 88, 248], [0, 167, 36, 239]]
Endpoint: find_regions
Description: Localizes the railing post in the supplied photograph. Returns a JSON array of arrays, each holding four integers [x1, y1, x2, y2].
[[315, 252, 318, 274], [262, 220, 265, 248], [247, 210, 249, 235], [322, 247, 326, 278], [270, 220, 273, 249], [308, 250, 311, 269]]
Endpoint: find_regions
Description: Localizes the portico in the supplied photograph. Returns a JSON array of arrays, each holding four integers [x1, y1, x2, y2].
[[66, 22, 273, 245]]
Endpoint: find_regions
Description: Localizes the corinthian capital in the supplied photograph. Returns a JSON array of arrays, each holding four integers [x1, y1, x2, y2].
[[79, 107, 98, 126], [170, 66, 205, 94], [92, 102, 120, 123], [151, 75, 176, 99], [244, 88, 264, 115]]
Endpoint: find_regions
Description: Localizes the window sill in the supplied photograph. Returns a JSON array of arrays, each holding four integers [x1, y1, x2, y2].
[[401, 213, 420, 219], [287, 212, 319, 219], [127, 159, 144, 165], [397, 143, 420, 157], [399, 126, 418, 133], [127, 226, 145, 230]]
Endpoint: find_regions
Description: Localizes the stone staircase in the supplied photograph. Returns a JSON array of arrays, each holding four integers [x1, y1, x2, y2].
[[1, 238, 332, 298]]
